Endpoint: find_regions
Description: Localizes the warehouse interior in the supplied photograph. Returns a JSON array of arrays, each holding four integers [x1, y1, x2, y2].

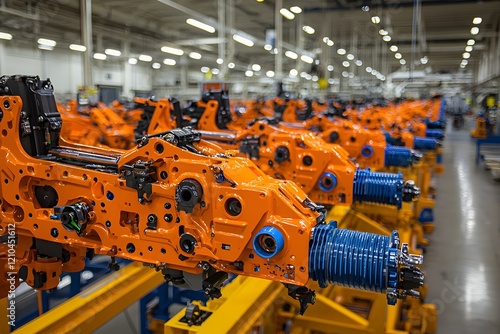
[[0, 0, 500, 333]]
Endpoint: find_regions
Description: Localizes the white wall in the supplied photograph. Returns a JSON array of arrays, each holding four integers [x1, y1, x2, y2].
[[0, 42, 153, 101]]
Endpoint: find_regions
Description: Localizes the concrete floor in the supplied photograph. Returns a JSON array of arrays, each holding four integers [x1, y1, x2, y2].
[[94, 125, 500, 334], [424, 126, 500, 333]]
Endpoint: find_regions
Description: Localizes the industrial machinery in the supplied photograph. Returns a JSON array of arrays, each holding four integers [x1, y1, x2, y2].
[[0, 76, 424, 316], [135, 97, 421, 209]]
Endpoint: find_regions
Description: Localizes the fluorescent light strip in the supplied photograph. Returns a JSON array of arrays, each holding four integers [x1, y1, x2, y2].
[[280, 8, 295, 20], [69, 44, 86, 52], [0, 32, 13, 40], [93, 53, 106, 60], [233, 34, 254, 47], [161, 46, 183, 56], [186, 18, 216, 33], [139, 55, 152, 62], [285, 50, 298, 59], [38, 38, 56, 47], [105, 48, 121, 57], [189, 52, 202, 59]]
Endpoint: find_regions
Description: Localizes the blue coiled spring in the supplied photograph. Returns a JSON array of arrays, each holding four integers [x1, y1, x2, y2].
[[353, 168, 404, 208], [425, 129, 444, 139], [309, 222, 398, 298], [385, 146, 413, 167], [414, 137, 438, 150]]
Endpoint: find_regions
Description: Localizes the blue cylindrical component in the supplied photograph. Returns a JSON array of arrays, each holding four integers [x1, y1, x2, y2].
[[318, 172, 337, 192], [385, 146, 413, 167], [414, 137, 438, 150], [309, 222, 399, 300], [361, 145, 374, 158], [425, 129, 444, 139], [253, 226, 285, 259], [353, 168, 404, 208]]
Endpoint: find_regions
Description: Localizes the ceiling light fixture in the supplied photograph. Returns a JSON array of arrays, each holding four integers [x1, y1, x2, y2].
[[152, 62, 161, 69], [472, 17, 482, 25], [139, 55, 152, 62], [390, 45, 398, 52], [186, 18, 215, 33], [290, 69, 298, 76], [290, 6, 302, 14], [252, 64, 261, 71], [233, 34, 254, 47], [128, 58, 138, 65], [105, 48, 121, 57], [382, 35, 391, 42], [37, 38, 56, 47], [69, 44, 86, 52], [0, 32, 13, 40], [467, 39, 475, 46], [245, 70, 254, 77], [470, 27, 479, 35], [266, 70, 275, 77], [285, 50, 298, 59], [337, 48, 346, 55], [93, 53, 106, 60], [371, 16, 381, 24], [302, 26, 315, 34], [163, 58, 176, 66], [300, 55, 314, 64], [161, 46, 183, 56], [189, 52, 202, 59], [280, 8, 295, 20]]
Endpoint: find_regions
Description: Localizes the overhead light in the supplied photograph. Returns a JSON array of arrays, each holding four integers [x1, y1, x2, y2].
[[327, 65, 334, 71], [256, 0, 264, 2], [233, 34, 254, 47], [280, 8, 295, 20], [186, 18, 215, 33], [211, 68, 220, 75], [467, 39, 475, 46], [347, 54, 354, 60], [337, 48, 346, 55], [161, 46, 183, 56], [328, 78, 335, 84], [152, 62, 161, 69], [461, 60, 468, 66], [302, 26, 315, 34], [395, 53, 402, 59], [342, 61, 350, 67], [379, 29, 388, 36], [300, 55, 314, 64], [38, 45, 54, 51], [228, 62, 235, 69], [463, 52, 471, 59], [420, 56, 428, 64], [163, 58, 176, 66], [349, 73, 354, 79], [460, 64, 466, 69], [201, 66, 210, 73], [312, 75, 318, 82], [290, 6, 302, 14], [264, 44, 272, 51], [105, 48, 121, 57], [465, 46, 473, 52], [399, 59, 406, 65], [37, 38, 56, 47], [271, 48, 278, 54], [366, 67, 372, 73], [266, 70, 275, 77], [69, 44, 86, 52], [327, 40, 334, 46], [300, 72, 307, 78], [371, 70, 378, 75], [470, 27, 479, 35], [252, 64, 261, 71], [473, 17, 482, 25], [139, 54, 152, 62], [285, 50, 298, 59], [390, 45, 398, 52], [245, 70, 254, 77], [362, 6, 370, 12], [305, 74, 312, 80], [355, 60, 363, 66], [381, 76, 386, 81], [289, 69, 298, 76], [189, 52, 202, 59], [128, 58, 138, 65], [216, 58, 224, 64], [371, 16, 381, 24], [93, 53, 106, 60], [382, 35, 391, 42], [0, 32, 12, 40], [342, 71, 349, 77]]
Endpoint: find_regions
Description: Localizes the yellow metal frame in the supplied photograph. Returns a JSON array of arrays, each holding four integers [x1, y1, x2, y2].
[[12, 262, 164, 334]]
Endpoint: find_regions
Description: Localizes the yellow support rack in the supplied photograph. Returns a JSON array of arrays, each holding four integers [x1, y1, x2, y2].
[[12, 262, 164, 334]]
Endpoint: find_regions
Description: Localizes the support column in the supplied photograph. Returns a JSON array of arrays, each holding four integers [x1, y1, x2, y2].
[[123, 41, 132, 99], [218, 0, 226, 78], [226, 0, 235, 69], [275, 0, 283, 82], [81, 0, 93, 87]]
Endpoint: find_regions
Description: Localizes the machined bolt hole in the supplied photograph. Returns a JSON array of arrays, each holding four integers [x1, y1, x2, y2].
[[258, 234, 277, 253], [225, 198, 242, 216], [180, 190, 192, 202]]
